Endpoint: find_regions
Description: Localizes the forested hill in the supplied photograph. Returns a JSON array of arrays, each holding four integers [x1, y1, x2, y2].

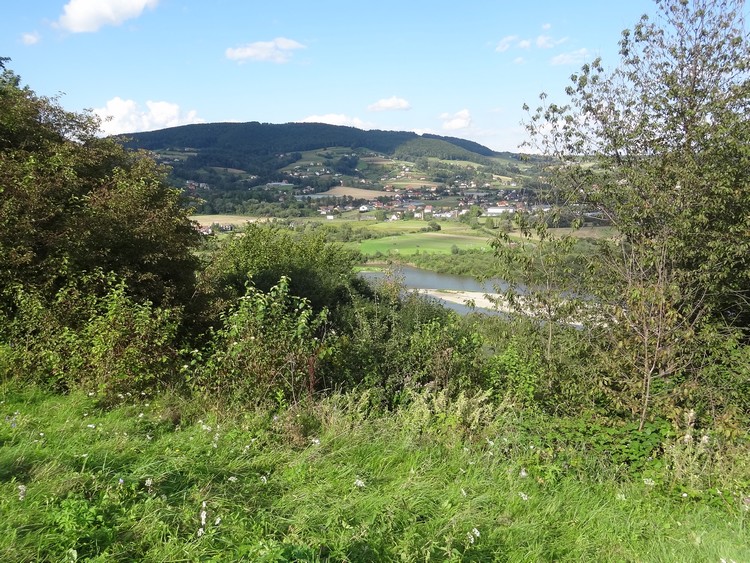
[[120, 121, 496, 162]]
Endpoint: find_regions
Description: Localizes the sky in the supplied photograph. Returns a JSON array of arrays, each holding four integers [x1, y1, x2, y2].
[[2, 0, 665, 152]]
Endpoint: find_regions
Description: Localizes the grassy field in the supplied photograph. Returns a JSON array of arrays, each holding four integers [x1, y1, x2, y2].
[[358, 232, 491, 256], [2, 385, 748, 562]]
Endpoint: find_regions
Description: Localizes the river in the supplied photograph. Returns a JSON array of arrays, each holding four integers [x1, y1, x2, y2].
[[359, 265, 509, 315]]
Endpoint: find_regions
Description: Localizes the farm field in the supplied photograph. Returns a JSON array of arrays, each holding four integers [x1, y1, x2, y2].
[[357, 232, 491, 257]]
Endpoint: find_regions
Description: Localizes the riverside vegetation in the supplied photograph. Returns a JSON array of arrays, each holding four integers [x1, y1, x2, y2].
[[1, 1, 750, 560]]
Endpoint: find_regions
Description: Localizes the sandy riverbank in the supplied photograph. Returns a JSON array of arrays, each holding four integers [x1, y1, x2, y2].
[[416, 289, 511, 312]]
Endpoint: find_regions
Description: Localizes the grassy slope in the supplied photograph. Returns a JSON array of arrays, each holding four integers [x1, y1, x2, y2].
[[1, 386, 748, 562]]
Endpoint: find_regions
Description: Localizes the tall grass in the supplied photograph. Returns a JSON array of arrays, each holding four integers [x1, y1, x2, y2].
[[1, 385, 748, 562]]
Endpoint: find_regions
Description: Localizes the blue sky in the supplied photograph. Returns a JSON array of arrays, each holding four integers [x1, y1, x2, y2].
[[3, 0, 662, 151]]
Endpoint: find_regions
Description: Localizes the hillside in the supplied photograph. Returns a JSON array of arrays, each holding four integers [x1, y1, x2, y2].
[[121, 122, 495, 162], [119, 122, 543, 215]]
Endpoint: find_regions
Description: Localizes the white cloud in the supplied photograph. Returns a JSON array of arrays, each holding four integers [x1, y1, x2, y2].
[[513, 57, 525, 65], [299, 114, 372, 129], [225, 37, 306, 63], [22, 32, 40, 45], [56, 0, 158, 33], [367, 96, 411, 112], [542, 23, 552, 30], [550, 48, 590, 65], [536, 35, 568, 49], [93, 97, 203, 136], [495, 35, 518, 53], [517, 39, 531, 49], [440, 109, 472, 131]]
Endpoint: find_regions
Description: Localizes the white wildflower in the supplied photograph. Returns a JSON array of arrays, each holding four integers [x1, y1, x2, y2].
[[643, 478, 655, 487], [86, 424, 96, 429], [616, 493, 626, 501], [197, 527, 204, 537], [200, 501, 207, 526], [354, 478, 366, 488], [519, 492, 529, 501], [519, 468, 528, 478], [18, 484, 27, 501], [260, 475, 268, 484], [310, 437, 320, 446], [228, 476, 238, 483], [466, 531, 475, 544], [214, 517, 221, 526]]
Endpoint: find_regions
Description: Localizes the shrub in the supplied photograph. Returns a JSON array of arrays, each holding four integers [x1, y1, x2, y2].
[[196, 277, 332, 407]]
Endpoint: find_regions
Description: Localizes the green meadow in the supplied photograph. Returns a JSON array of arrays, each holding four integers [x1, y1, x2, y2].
[[2, 385, 748, 562], [357, 232, 491, 257]]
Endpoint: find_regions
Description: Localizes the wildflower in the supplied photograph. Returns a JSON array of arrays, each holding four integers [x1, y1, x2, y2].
[[200, 501, 207, 527], [118, 478, 124, 486], [466, 531, 475, 544], [354, 478, 366, 488], [39, 432, 44, 437], [146, 435, 153, 441], [228, 476, 238, 483], [214, 517, 221, 526], [519, 468, 528, 478], [145, 478, 154, 493], [472, 528, 480, 538], [486, 438, 495, 447], [643, 478, 655, 487], [18, 484, 27, 501], [87, 392, 95, 397], [616, 493, 626, 501], [700, 435, 710, 445], [310, 437, 320, 446], [138, 413, 144, 418], [260, 475, 268, 484], [519, 492, 529, 501], [86, 424, 96, 429], [197, 527, 205, 537], [681, 492, 688, 498], [461, 488, 467, 497]]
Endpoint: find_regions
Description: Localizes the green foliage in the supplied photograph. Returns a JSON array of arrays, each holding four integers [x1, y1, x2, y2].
[[2, 274, 180, 400], [198, 224, 359, 321], [0, 67, 201, 310], [325, 283, 486, 406], [521, 0, 750, 428], [196, 277, 331, 406], [486, 341, 542, 407]]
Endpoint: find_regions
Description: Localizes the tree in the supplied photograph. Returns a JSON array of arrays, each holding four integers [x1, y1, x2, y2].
[[520, 0, 750, 427], [0, 66, 201, 309]]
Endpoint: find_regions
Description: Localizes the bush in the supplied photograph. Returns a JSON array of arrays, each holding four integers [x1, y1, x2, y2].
[[196, 277, 332, 407]]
